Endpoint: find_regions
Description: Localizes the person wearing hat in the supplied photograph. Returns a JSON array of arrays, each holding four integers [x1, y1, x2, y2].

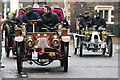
[[21, 5, 43, 32], [92, 12, 106, 30], [42, 6, 60, 32], [79, 11, 92, 29]]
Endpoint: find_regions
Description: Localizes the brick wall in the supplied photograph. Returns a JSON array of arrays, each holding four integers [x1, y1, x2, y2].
[[68, 2, 119, 32], [46, 2, 64, 8]]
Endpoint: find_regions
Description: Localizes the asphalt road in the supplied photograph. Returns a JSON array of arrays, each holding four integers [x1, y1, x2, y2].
[[0, 40, 119, 78]]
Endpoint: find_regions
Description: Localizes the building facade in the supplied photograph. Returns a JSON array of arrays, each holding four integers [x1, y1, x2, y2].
[[1, 1, 120, 32]]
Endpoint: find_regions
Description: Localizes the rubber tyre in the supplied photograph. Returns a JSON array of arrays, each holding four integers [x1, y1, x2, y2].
[[63, 42, 69, 72], [16, 42, 23, 74], [79, 38, 83, 57], [107, 37, 113, 57]]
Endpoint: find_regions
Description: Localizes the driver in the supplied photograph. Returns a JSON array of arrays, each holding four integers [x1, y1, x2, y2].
[[79, 11, 92, 29], [92, 12, 106, 30], [42, 6, 60, 32], [21, 5, 43, 32]]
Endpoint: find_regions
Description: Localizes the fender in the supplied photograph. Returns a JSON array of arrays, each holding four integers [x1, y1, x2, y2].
[[15, 36, 24, 42], [61, 36, 70, 42]]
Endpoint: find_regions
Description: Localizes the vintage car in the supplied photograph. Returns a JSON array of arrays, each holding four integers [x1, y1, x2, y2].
[[73, 25, 114, 57], [14, 8, 70, 73]]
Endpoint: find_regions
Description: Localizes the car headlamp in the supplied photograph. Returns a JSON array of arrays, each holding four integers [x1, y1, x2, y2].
[[26, 38, 33, 47], [53, 39, 59, 47]]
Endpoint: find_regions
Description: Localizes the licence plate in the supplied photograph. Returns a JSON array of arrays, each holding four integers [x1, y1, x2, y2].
[[32, 52, 38, 60]]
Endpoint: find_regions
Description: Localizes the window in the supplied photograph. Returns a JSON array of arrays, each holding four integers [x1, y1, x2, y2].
[[94, 5, 114, 24], [19, 3, 23, 8]]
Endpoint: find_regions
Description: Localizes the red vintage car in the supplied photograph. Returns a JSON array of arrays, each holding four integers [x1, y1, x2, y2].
[[14, 8, 70, 73]]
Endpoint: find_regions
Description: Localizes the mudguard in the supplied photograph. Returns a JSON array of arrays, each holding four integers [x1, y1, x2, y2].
[[61, 36, 70, 42], [15, 36, 24, 42]]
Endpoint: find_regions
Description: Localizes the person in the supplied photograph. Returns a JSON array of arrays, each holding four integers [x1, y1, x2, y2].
[[6, 12, 18, 28], [21, 5, 43, 32], [42, 6, 60, 32], [76, 14, 82, 28], [92, 12, 106, 30], [79, 11, 92, 29], [76, 14, 82, 33], [0, 13, 5, 68], [6, 13, 17, 23], [62, 17, 69, 29]]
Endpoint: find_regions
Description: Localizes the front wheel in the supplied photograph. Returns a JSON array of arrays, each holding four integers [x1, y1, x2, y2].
[[63, 42, 69, 72], [79, 37, 83, 57], [107, 37, 113, 57], [16, 42, 23, 73]]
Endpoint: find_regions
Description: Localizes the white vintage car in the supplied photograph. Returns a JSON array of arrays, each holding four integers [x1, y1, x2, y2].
[[73, 26, 114, 57]]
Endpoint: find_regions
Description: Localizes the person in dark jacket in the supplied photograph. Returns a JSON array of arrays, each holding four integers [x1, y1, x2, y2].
[[62, 17, 69, 29], [92, 12, 106, 30], [6, 13, 18, 26], [21, 5, 43, 32], [42, 6, 60, 32], [79, 11, 92, 29]]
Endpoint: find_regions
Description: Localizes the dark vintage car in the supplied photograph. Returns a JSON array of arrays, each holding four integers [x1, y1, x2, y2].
[[73, 24, 114, 57], [14, 8, 70, 73]]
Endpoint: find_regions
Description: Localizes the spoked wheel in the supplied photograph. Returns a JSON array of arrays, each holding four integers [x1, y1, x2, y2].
[[16, 42, 23, 74], [5, 27, 11, 57], [79, 37, 83, 57], [63, 42, 69, 72], [107, 37, 113, 57]]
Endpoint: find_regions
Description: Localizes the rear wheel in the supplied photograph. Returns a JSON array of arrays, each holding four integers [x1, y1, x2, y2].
[[63, 42, 69, 72], [16, 42, 23, 73], [79, 37, 83, 57]]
